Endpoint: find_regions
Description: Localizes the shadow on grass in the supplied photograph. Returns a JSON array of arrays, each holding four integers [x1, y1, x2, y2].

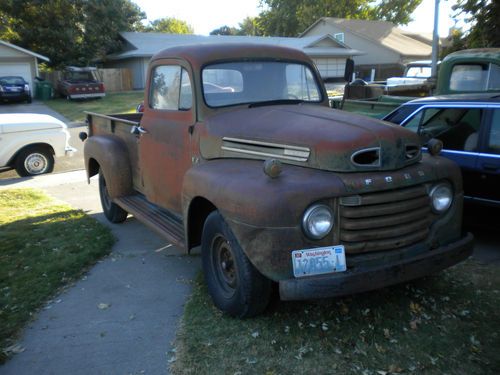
[[0, 210, 114, 363]]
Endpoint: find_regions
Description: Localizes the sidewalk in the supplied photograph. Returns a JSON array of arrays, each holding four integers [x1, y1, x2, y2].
[[0, 171, 200, 374]]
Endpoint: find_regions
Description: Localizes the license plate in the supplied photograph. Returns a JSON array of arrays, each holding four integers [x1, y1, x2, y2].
[[292, 245, 346, 278]]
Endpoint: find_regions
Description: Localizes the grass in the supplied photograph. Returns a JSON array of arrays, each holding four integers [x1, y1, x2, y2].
[[0, 189, 114, 363], [172, 260, 500, 375], [42, 90, 144, 122]]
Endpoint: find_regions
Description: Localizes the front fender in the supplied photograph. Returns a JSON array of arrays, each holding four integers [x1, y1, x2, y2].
[[84, 135, 133, 198]]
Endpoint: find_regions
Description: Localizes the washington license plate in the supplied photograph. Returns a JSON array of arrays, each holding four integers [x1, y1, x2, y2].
[[292, 245, 346, 278]]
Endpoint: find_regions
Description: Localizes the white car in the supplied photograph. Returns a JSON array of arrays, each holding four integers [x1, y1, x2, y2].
[[0, 113, 75, 176]]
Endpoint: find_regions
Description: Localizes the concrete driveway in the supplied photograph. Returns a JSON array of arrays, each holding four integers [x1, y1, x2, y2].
[[0, 171, 200, 374]]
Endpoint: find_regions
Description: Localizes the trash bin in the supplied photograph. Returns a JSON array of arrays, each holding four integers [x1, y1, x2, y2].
[[39, 81, 53, 100], [34, 81, 43, 100]]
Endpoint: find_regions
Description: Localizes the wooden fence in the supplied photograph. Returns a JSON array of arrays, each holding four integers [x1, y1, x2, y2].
[[42, 68, 133, 92]]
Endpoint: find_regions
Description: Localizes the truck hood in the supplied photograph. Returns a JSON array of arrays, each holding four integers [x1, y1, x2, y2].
[[200, 104, 422, 172], [0, 114, 67, 134]]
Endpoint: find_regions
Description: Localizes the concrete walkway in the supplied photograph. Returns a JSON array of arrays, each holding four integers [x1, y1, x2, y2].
[[0, 171, 200, 375]]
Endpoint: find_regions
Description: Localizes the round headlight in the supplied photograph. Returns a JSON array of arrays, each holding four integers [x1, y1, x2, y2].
[[302, 204, 334, 240], [429, 183, 453, 213]]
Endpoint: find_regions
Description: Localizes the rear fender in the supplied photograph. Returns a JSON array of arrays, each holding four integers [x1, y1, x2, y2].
[[84, 135, 133, 198]]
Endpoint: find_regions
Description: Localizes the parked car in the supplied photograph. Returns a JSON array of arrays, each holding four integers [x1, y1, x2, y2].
[[0, 113, 75, 176], [0, 76, 32, 103], [57, 66, 105, 100], [383, 93, 500, 206]]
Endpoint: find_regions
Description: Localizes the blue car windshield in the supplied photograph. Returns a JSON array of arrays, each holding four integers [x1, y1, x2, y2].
[[0, 77, 25, 85], [202, 61, 322, 107]]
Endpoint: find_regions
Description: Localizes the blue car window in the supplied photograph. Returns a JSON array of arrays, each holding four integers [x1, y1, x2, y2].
[[488, 109, 500, 154]]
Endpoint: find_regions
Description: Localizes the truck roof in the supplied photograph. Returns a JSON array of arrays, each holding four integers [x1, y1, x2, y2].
[[443, 48, 500, 62], [406, 92, 500, 104], [151, 43, 312, 67]]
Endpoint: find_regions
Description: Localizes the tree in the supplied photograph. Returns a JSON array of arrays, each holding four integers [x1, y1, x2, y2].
[[210, 25, 238, 36], [0, 0, 145, 68], [145, 17, 194, 34], [258, 0, 422, 37], [452, 0, 500, 48], [80, 0, 147, 65], [237, 17, 263, 36]]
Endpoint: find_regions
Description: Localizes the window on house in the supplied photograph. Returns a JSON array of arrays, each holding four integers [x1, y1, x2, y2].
[[334, 33, 345, 43]]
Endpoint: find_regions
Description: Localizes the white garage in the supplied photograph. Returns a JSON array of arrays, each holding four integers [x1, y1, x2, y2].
[[0, 40, 49, 94]]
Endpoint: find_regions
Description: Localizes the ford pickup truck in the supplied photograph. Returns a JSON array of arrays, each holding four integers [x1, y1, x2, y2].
[[82, 43, 474, 318]]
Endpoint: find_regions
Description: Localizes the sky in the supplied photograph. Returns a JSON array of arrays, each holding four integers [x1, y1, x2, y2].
[[132, 0, 463, 37]]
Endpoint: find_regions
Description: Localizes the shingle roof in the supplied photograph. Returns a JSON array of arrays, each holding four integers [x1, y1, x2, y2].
[[106, 32, 363, 60], [0, 40, 50, 61], [301, 18, 432, 57]]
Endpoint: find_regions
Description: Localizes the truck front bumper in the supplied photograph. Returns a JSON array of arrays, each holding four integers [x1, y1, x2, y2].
[[279, 232, 474, 301]]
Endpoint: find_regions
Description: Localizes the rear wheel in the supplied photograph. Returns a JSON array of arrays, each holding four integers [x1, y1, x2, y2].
[[201, 211, 271, 318], [99, 171, 128, 223], [15, 146, 54, 177]]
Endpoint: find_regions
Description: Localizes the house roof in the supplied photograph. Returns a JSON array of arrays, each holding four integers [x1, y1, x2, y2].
[[106, 32, 363, 61], [0, 40, 50, 61], [301, 18, 432, 57]]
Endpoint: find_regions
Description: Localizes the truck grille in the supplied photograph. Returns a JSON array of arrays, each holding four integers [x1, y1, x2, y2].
[[339, 185, 433, 254]]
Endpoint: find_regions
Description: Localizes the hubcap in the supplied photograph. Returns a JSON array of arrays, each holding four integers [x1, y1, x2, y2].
[[24, 153, 48, 174], [213, 236, 237, 296]]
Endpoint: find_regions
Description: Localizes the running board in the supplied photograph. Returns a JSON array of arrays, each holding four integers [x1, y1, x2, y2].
[[115, 194, 185, 248]]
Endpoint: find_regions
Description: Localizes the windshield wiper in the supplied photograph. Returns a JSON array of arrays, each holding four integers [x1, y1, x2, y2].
[[248, 99, 303, 108]]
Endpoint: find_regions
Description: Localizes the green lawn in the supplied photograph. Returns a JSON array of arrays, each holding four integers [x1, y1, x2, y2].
[[172, 261, 500, 375], [43, 91, 144, 122], [0, 189, 114, 363]]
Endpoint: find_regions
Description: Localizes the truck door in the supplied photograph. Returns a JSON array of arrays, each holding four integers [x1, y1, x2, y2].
[[137, 61, 195, 214]]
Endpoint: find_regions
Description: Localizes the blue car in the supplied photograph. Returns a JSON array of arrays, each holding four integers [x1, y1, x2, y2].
[[0, 76, 32, 103], [383, 93, 500, 206]]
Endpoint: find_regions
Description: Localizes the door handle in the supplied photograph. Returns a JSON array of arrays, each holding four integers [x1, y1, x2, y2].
[[131, 125, 149, 136]]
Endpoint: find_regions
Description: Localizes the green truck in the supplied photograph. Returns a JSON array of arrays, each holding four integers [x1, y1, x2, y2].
[[332, 48, 500, 118]]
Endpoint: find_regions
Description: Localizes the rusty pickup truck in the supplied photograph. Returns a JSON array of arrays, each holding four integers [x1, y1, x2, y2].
[[82, 43, 473, 318]]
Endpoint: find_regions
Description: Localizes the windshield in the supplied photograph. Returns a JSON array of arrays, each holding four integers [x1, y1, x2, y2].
[[64, 70, 99, 82], [0, 76, 25, 85], [202, 61, 322, 107]]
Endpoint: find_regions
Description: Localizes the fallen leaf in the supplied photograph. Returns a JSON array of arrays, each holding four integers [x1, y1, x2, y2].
[[383, 328, 391, 338], [388, 364, 403, 373], [409, 319, 420, 330], [97, 303, 111, 310], [339, 302, 349, 315], [251, 331, 259, 338]]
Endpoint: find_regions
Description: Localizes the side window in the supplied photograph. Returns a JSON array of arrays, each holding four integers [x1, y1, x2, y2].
[[419, 107, 482, 151], [488, 109, 500, 154], [149, 65, 192, 110]]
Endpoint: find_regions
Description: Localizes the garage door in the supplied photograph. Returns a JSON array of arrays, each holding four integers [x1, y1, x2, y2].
[[0, 63, 33, 91]]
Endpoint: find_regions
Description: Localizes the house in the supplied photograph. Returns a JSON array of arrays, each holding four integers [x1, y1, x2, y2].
[[0, 40, 50, 91], [103, 32, 363, 90], [301, 18, 433, 80]]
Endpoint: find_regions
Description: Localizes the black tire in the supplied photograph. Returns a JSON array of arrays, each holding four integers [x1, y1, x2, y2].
[[201, 211, 271, 318], [99, 172, 128, 223], [15, 146, 54, 177]]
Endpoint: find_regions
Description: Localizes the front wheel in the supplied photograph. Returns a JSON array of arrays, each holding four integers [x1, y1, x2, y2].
[[201, 211, 271, 318], [99, 172, 128, 223], [15, 146, 54, 177]]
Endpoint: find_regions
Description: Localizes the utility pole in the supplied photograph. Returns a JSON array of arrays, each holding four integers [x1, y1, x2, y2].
[[431, 0, 440, 78]]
